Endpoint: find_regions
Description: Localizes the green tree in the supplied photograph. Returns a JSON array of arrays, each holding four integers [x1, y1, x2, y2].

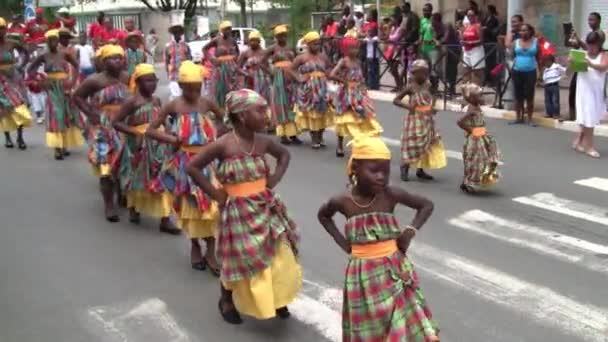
[[233, 0, 247, 26], [137, 0, 198, 20]]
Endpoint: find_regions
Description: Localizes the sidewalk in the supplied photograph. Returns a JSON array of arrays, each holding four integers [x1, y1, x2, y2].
[[368, 71, 608, 138]]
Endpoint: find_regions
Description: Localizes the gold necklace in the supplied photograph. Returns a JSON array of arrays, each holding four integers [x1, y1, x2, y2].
[[350, 189, 377, 208], [232, 131, 256, 155]]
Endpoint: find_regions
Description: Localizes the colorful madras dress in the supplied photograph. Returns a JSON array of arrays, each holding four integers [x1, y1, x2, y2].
[[401, 81, 446, 169], [44, 61, 85, 149], [295, 60, 333, 131], [161, 111, 218, 238], [126, 48, 145, 92], [0, 50, 31, 132], [211, 46, 242, 107], [343, 212, 439, 342], [462, 106, 500, 190], [217, 153, 301, 319], [270, 49, 298, 138], [88, 83, 129, 177], [244, 55, 270, 101], [118, 102, 173, 218], [333, 65, 383, 138]]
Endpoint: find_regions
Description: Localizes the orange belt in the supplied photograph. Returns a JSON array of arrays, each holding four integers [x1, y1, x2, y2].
[[217, 55, 236, 62], [273, 61, 292, 69], [223, 178, 267, 197], [307, 71, 326, 78], [415, 105, 433, 113], [347, 81, 359, 88], [133, 123, 149, 136], [471, 127, 487, 137], [351, 239, 398, 259], [180, 145, 204, 154], [102, 104, 122, 120], [47, 71, 69, 80]]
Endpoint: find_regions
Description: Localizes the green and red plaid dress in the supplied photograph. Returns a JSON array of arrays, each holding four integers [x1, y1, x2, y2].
[[400, 81, 441, 165], [343, 212, 439, 342], [462, 107, 501, 189], [216, 154, 299, 282]]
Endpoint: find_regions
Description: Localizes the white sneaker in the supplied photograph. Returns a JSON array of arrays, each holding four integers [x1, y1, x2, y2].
[[36, 117, 44, 124]]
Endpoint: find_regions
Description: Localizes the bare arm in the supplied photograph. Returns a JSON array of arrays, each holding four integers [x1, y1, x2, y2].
[[186, 140, 228, 204], [65, 52, 79, 87], [145, 101, 179, 146], [587, 52, 608, 72], [457, 112, 473, 132], [265, 137, 290, 189], [328, 58, 347, 84], [393, 87, 412, 110], [73, 77, 102, 125], [111, 97, 140, 135], [388, 186, 434, 252], [317, 197, 351, 254]]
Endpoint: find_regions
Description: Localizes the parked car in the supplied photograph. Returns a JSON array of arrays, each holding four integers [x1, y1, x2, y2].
[[188, 27, 266, 63]]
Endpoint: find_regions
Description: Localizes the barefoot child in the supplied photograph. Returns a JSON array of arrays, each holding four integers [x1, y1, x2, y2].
[[145, 61, 223, 274], [112, 63, 180, 234], [393, 59, 446, 182], [457, 83, 500, 193], [186, 89, 301, 325], [330, 37, 383, 157], [317, 134, 439, 341]]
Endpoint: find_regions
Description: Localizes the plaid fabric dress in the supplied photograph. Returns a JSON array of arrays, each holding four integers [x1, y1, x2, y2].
[[211, 46, 242, 107], [118, 102, 173, 217], [244, 55, 270, 102], [343, 212, 439, 342], [295, 60, 333, 131], [400, 81, 445, 168], [462, 107, 501, 189], [160, 111, 218, 238], [217, 154, 301, 319], [332, 65, 383, 138], [270, 49, 297, 137], [87, 83, 128, 177], [0, 50, 32, 132]]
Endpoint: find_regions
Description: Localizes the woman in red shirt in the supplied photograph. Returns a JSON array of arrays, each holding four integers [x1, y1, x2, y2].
[[460, 9, 485, 85]]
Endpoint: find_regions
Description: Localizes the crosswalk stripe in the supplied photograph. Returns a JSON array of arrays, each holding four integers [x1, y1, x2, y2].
[[574, 177, 608, 192], [290, 293, 341, 342], [513, 192, 608, 226], [449, 210, 608, 273], [410, 242, 608, 342]]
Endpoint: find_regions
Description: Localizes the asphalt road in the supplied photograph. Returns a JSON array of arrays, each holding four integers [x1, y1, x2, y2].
[[1, 71, 608, 342]]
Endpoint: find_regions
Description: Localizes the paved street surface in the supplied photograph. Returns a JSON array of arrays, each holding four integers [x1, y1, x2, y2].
[[2, 70, 608, 342]]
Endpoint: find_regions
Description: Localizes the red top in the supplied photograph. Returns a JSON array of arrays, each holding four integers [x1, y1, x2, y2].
[[324, 22, 339, 37], [7, 23, 26, 36], [25, 18, 51, 44], [462, 23, 481, 51], [56, 16, 76, 32], [89, 22, 106, 49], [362, 21, 378, 35], [25, 72, 46, 93]]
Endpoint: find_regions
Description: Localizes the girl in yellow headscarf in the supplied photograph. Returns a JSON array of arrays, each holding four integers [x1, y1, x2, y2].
[[74, 44, 130, 222], [292, 31, 333, 149], [111, 64, 180, 234], [318, 134, 439, 342], [28, 29, 82, 160], [146, 61, 226, 273], [0, 17, 32, 150]]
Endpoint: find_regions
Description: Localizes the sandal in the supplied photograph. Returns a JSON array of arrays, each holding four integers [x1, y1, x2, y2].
[[159, 224, 181, 235], [311, 143, 321, 150], [218, 299, 243, 325], [460, 184, 474, 194], [204, 257, 220, 277], [4, 140, 14, 149], [191, 261, 207, 271], [290, 136, 303, 145], [17, 140, 27, 150], [416, 169, 434, 180], [276, 306, 291, 319], [585, 150, 600, 159], [129, 210, 141, 224], [336, 149, 345, 158], [54, 149, 64, 160], [280, 137, 291, 145], [105, 214, 120, 223]]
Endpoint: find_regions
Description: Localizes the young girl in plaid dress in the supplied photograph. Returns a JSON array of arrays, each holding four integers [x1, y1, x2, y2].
[[393, 59, 446, 182], [457, 83, 501, 193], [318, 135, 439, 342], [187, 89, 301, 325]]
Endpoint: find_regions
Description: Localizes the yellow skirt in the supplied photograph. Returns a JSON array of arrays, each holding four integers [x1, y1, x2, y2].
[[224, 241, 302, 319], [177, 196, 218, 239], [91, 163, 113, 178], [0, 104, 32, 132], [295, 106, 334, 132], [334, 110, 383, 138], [275, 122, 299, 138], [126, 190, 174, 218], [413, 140, 447, 170], [45, 127, 85, 149]]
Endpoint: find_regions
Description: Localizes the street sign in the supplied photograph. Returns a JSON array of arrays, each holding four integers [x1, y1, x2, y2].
[[24, 0, 35, 20]]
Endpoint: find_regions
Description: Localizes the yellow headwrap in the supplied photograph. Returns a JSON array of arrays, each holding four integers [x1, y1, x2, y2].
[[178, 61, 204, 83], [219, 21, 232, 30], [346, 135, 391, 176], [273, 24, 288, 36], [45, 29, 60, 40], [98, 44, 125, 60], [302, 31, 320, 44], [248, 30, 261, 41], [0, 17, 6, 28], [133, 63, 156, 80]]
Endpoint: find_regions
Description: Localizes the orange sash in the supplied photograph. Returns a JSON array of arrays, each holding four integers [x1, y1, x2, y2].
[[47, 71, 69, 80], [347, 81, 359, 88], [471, 127, 487, 137], [273, 61, 292, 69], [223, 178, 267, 197], [102, 104, 122, 121], [351, 239, 398, 259], [415, 105, 433, 114], [180, 145, 204, 154], [307, 71, 326, 78], [132, 123, 149, 136], [217, 55, 236, 62]]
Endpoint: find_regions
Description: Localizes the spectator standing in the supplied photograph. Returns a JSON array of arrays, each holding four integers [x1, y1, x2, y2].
[[387, 11, 404, 91], [461, 8, 485, 85], [482, 5, 500, 86], [364, 27, 380, 90], [542, 55, 566, 118], [339, 5, 351, 35], [419, 3, 437, 90], [55, 8, 76, 34], [400, 2, 420, 87], [511, 24, 539, 126], [146, 29, 159, 62], [7, 15, 26, 40], [24, 69, 46, 124], [25, 8, 51, 46], [75, 32, 95, 82], [88, 12, 106, 49], [434, 12, 460, 95], [573, 32, 608, 158], [101, 18, 124, 46]]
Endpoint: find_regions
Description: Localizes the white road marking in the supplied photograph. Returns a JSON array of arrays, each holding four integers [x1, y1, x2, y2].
[[87, 298, 193, 342], [513, 193, 608, 226], [575, 177, 608, 192], [410, 242, 608, 342], [449, 210, 608, 273], [290, 293, 342, 342]]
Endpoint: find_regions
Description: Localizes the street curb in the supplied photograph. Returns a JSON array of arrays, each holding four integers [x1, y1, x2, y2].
[[368, 90, 608, 138]]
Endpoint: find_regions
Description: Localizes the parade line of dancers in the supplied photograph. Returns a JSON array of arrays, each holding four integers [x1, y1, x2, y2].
[[0, 18, 504, 341]]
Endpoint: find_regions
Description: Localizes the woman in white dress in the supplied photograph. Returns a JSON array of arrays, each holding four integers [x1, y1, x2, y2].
[[574, 32, 608, 158]]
